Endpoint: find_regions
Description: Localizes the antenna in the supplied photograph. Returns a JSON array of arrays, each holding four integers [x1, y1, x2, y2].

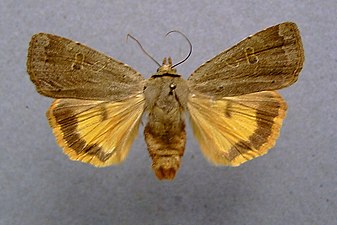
[[126, 34, 161, 67], [165, 30, 192, 68]]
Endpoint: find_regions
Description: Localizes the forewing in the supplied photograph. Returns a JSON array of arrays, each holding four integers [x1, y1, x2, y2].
[[47, 94, 145, 167], [187, 91, 287, 166], [27, 33, 145, 101], [188, 22, 304, 97]]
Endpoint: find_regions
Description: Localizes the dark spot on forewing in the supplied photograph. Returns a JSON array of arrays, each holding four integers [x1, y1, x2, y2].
[[224, 101, 233, 118], [100, 106, 108, 121]]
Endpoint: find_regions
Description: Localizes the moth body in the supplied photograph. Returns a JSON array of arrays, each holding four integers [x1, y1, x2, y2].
[[144, 58, 189, 180]]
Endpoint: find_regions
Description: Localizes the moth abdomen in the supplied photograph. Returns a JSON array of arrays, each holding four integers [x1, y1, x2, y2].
[[151, 154, 181, 180], [144, 123, 186, 180]]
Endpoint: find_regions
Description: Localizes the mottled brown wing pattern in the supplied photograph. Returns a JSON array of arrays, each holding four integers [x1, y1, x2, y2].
[[188, 22, 304, 98], [188, 91, 287, 166], [27, 33, 145, 101]]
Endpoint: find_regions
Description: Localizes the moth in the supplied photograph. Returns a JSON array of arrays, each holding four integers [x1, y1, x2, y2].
[[27, 22, 304, 180]]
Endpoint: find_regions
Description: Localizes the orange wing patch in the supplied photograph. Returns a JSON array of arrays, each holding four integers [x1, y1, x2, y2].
[[47, 94, 145, 167], [188, 91, 287, 166]]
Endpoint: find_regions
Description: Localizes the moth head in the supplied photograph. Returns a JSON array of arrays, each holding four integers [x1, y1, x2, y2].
[[156, 57, 177, 75]]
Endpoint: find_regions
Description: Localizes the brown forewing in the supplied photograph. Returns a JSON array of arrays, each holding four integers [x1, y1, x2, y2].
[[27, 33, 145, 101], [187, 22, 304, 97]]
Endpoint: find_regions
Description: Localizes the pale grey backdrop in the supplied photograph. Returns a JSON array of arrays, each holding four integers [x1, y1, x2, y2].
[[1, 1, 336, 225]]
